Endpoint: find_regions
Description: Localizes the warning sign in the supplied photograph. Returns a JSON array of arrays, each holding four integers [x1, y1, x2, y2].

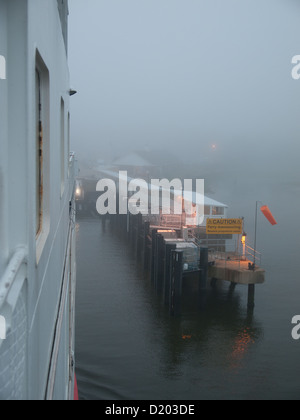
[[206, 218, 243, 235]]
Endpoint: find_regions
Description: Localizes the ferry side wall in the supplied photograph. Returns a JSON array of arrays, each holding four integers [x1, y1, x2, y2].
[[0, 0, 74, 400]]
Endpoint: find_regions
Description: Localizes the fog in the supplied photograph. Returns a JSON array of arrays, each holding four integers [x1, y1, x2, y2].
[[68, 0, 300, 185]]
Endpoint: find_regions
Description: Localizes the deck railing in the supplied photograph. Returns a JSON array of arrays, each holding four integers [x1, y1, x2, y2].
[[208, 244, 262, 269], [0, 247, 28, 400], [0, 247, 27, 312]]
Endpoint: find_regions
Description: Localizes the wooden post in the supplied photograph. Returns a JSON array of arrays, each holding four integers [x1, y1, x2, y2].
[[142, 221, 150, 270], [248, 284, 255, 308], [136, 214, 142, 260], [135, 214, 142, 259], [151, 229, 157, 285], [163, 243, 176, 306], [199, 247, 208, 289], [155, 234, 165, 294], [170, 250, 183, 316], [211, 277, 218, 288], [229, 282, 237, 293], [122, 214, 127, 238]]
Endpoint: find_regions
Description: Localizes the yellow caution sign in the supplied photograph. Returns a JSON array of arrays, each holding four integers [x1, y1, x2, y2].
[[206, 218, 243, 235]]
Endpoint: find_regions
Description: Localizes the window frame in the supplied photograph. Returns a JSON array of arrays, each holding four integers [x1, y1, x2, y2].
[[35, 51, 50, 264]]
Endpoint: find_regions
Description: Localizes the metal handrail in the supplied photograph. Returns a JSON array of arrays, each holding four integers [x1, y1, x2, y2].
[[245, 246, 262, 265], [245, 243, 262, 256], [208, 245, 262, 267]]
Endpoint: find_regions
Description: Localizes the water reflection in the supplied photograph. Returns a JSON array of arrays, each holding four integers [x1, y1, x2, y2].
[[75, 212, 263, 400], [229, 326, 256, 370], [155, 282, 263, 380]]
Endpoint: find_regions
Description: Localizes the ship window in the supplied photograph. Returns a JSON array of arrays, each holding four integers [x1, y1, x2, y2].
[[204, 205, 210, 215], [35, 69, 43, 235], [35, 50, 50, 263], [60, 98, 65, 196], [212, 206, 225, 216], [67, 112, 70, 178]]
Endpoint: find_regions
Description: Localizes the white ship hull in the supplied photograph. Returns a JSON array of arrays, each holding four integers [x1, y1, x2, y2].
[[0, 0, 77, 400]]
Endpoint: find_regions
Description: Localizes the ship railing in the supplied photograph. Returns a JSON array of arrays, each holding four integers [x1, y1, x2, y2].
[[208, 248, 242, 270], [45, 221, 76, 401], [187, 232, 203, 248], [244, 244, 262, 266], [0, 246, 27, 315], [208, 244, 262, 269], [68, 152, 78, 198], [0, 246, 28, 400]]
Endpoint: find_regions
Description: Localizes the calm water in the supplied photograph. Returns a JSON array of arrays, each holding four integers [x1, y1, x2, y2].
[[75, 176, 300, 400]]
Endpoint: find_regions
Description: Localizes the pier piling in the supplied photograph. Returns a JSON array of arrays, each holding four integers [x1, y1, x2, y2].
[[170, 250, 183, 316], [155, 234, 165, 294], [164, 243, 177, 306], [107, 212, 263, 316], [142, 222, 150, 270], [199, 247, 208, 289], [247, 284, 255, 309]]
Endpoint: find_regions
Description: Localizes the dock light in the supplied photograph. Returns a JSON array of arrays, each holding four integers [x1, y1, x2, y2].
[[241, 232, 247, 260], [241, 232, 247, 245]]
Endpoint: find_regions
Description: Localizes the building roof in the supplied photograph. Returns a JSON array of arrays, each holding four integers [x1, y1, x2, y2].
[[111, 149, 181, 168], [99, 169, 228, 208], [112, 152, 155, 167]]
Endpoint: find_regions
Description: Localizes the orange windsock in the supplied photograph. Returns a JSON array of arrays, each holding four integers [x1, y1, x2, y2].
[[260, 205, 277, 226]]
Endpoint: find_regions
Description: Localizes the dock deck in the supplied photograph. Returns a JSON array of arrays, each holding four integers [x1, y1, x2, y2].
[[208, 259, 265, 285]]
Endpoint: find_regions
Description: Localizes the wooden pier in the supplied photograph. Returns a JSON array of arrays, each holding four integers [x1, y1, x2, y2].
[[208, 258, 265, 309], [108, 212, 265, 315], [208, 259, 265, 286]]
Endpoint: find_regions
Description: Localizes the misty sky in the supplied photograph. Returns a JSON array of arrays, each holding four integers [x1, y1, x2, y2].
[[68, 0, 300, 173]]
